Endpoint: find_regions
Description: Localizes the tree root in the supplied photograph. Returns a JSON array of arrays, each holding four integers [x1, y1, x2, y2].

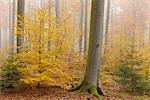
[[70, 81, 104, 98]]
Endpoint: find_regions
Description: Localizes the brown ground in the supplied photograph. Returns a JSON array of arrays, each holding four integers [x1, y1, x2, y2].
[[0, 83, 149, 100], [0, 86, 98, 100]]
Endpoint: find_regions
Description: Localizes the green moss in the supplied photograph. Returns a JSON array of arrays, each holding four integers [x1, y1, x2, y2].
[[71, 80, 102, 98], [75, 81, 88, 93], [89, 86, 100, 97]]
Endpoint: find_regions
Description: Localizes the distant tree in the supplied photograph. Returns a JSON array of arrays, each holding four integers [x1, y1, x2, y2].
[[79, 0, 84, 56], [104, 0, 110, 54], [55, 0, 61, 21], [149, 23, 150, 45], [0, 26, 1, 48], [9, 0, 12, 50], [11, 0, 17, 53], [17, 0, 25, 53], [48, 0, 52, 50]]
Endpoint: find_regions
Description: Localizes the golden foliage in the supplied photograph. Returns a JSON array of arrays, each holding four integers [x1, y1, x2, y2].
[[16, 7, 84, 89]]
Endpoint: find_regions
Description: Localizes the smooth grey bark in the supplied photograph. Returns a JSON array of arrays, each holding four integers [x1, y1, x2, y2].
[[9, 0, 15, 53], [73, 0, 105, 96], [55, 0, 61, 21], [84, 0, 88, 56], [17, 0, 25, 53], [104, 0, 110, 51], [108, 1, 114, 49], [12, 0, 17, 53], [79, 0, 84, 56], [103, 0, 110, 63], [9, 0, 12, 47], [86, 0, 104, 87]]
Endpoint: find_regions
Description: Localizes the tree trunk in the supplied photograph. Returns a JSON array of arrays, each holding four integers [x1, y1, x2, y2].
[[9, 0, 16, 54], [73, 0, 105, 97], [9, 0, 12, 49], [41, 0, 44, 7], [55, 0, 61, 21], [79, 0, 84, 56], [0, 26, 1, 48], [55, 0, 61, 49], [103, 0, 110, 57], [84, 0, 88, 56], [148, 22, 150, 46], [12, 0, 17, 53], [48, 0, 52, 50], [17, 0, 25, 53]]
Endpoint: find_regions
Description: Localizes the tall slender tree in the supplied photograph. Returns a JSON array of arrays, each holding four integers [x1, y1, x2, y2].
[[0, 26, 1, 48], [9, 0, 12, 48], [8, 0, 16, 54], [48, 0, 52, 50], [55, 0, 61, 49], [79, 0, 84, 56], [84, 0, 88, 56], [148, 22, 150, 45], [11, 0, 17, 53], [17, 0, 25, 53], [104, 0, 110, 52], [103, 0, 110, 63], [73, 0, 105, 97], [55, 0, 61, 21]]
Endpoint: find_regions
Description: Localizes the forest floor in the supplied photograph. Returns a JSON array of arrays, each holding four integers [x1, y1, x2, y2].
[[101, 73, 150, 100], [0, 86, 98, 100], [0, 85, 150, 100], [0, 83, 149, 100], [0, 75, 150, 100]]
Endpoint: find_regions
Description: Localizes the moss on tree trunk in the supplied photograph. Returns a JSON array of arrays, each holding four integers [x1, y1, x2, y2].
[[71, 0, 105, 98], [71, 80, 104, 97]]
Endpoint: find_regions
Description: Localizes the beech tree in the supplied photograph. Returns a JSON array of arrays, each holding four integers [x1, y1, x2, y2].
[[73, 0, 105, 97], [48, 0, 52, 50], [9, 0, 12, 49], [104, 0, 110, 53], [79, 0, 84, 56], [84, 0, 88, 55], [0, 26, 1, 48], [17, 0, 25, 53], [55, 0, 61, 21]]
